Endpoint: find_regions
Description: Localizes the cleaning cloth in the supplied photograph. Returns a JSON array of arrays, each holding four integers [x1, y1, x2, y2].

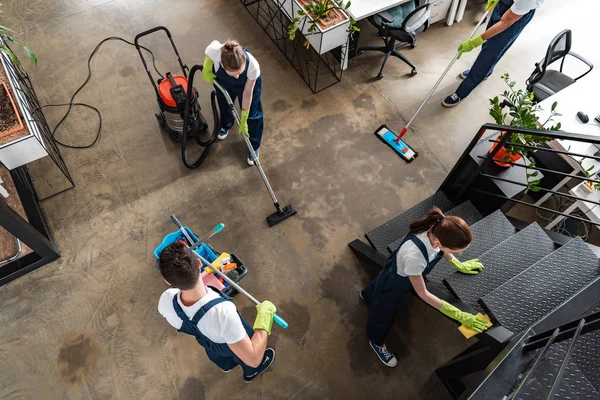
[[458, 313, 492, 338]]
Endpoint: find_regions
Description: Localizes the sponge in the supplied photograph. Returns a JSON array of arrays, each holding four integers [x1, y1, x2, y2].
[[458, 313, 492, 338]]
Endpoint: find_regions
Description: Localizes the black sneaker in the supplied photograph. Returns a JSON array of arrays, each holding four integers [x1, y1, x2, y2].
[[369, 341, 398, 367], [244, 348, 275, 383], [442, 93, 462, 107]]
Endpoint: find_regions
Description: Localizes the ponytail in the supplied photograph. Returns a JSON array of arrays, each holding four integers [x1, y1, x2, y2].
[[220, 40, 245, 71], [409, 207, 472, 250]]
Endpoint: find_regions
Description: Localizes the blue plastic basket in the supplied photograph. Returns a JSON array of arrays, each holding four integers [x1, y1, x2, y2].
[[153, 227, 218, 265], [154, 227, 248, 295]]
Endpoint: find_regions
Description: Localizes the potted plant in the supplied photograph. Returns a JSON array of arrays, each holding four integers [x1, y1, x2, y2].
[[0, 6, 37, 67], [0, 81, 24, 138], [488, 73, 561, 193], [285, 0, 359, 54]]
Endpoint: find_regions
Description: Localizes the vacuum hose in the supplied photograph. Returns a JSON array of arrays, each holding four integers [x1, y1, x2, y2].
[[181, 64, 220, 169]]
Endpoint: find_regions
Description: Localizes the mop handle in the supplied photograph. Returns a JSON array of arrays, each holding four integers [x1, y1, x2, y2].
[[170, 216, 289, 329], [191, 223, 225, 250], [395, 7, 493, 143]]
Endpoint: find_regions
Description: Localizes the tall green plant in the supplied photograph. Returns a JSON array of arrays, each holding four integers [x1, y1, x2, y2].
[[0, 4, 37, 66], [489, 73, 561, 193], [287, 0, 359, 49]]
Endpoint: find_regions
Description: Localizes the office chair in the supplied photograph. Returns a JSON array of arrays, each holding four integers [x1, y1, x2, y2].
[[357, 1, 431, 80], [526, 29, 593, 102]]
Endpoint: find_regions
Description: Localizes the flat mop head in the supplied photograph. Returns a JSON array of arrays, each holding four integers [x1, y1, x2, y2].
[[267, 204, 297, 227], [374, 125, 418, 163]]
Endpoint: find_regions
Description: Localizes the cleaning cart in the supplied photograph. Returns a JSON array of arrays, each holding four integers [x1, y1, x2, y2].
[[154, 226, 247, 296]]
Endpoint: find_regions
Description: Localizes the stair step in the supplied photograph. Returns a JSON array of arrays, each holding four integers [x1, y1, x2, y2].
[[443, 223, 554, 312], [515, 341, 599, 400], [481, 238, 600, 333], [386, 200, 483, 253], [572, 302, 600, 392], [365, 191, 454, 254], [426, 210, 516, 287]]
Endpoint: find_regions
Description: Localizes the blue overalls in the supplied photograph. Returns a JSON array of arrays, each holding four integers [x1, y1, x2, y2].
[[362, 234, 444, 346], [172, 286, 258, 375], [455, 0, 536, 99], [215, 49, 263, 152]]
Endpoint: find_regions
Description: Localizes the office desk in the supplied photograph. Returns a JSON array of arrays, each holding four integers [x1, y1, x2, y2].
[[346, 0, 412, 20], [534, 70, 600, 228]]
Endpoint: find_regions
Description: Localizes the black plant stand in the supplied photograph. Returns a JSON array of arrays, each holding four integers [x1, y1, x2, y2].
[[0, 167, 60, 286], [240, 0, 345, 93]]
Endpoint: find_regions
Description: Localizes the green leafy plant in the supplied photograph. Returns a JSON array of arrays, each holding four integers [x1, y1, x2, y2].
[[577, 159, 600, 192], [489, 73, 561, 193], [287, 0, 359, 49], [0, 4, 37, 67]]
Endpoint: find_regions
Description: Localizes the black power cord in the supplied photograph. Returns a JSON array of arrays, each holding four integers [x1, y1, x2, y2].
[[39, 36, 163, 149]]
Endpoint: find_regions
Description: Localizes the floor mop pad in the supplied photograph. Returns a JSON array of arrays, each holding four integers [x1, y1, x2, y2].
[[374, 125, 418, 163]]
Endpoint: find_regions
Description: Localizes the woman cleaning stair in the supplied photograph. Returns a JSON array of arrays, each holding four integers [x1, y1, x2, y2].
[[360, 207, 491, 367]]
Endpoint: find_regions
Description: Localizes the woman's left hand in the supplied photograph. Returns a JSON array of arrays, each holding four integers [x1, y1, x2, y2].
[[449, 257, 485, 275]]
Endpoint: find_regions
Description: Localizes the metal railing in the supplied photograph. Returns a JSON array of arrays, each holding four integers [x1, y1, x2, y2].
[[440, 123, 600, 234], [504, 311, 598, 399]]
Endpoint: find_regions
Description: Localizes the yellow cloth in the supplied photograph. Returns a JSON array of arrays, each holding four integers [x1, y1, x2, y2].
[[458, 313, 492, 338], [204, 252, 231, 274]]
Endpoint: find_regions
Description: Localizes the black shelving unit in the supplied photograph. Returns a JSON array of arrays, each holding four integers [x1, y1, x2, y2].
[[240, 0, 346, 93]]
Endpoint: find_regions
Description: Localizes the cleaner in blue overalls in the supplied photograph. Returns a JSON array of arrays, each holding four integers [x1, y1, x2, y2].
[[157, 242, 276, 383], [361, 207, 491, 367], [202, 40, 263, 166]]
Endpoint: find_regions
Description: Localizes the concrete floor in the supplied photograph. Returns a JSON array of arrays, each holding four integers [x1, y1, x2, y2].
[[0, 0, 598, 398]]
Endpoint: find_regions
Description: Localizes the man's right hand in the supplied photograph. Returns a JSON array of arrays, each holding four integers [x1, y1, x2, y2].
[[202, 56, 216, 84], [253, 301, 277, 335]]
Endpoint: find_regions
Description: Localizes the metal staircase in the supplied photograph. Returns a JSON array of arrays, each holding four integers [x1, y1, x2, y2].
[[349, 122, 600, 399]]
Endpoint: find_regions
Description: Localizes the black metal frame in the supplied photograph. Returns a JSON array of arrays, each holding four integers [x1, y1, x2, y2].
[[0, 166, 60, 285], [239, 0, 346, 93], [0, 47, 75, 201], [440, 123, 600, 227]]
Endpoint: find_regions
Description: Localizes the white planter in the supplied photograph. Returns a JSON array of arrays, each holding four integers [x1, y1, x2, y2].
[[277, 0, 350, 55], [0, 54, 48, 170]]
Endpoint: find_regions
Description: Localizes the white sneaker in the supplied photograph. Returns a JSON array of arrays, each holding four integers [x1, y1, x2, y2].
[[247, 150, 259, 166], [218, 129, 229, 140]]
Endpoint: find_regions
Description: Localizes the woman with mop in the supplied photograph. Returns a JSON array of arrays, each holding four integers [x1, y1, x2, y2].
[[202, 40, 264, 165], [361, 208, 491, 367]]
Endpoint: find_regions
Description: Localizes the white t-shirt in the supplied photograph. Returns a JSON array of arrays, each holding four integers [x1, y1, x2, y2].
[[205, 40, 260, 80], [158, 287, 247, 345], [511, 0, 543, 15], [395, 231, 441, 277]]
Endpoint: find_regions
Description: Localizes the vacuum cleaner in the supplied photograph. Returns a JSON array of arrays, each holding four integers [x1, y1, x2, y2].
[[183, 64, 297, 227], [135, 26, 296, 227], [134, 26, 219, 169]]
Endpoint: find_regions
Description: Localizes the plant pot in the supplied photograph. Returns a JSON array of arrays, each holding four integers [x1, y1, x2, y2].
[[489, 133, 522, 167], [288, 0, 350, 54], [0, 52, 48, 169], [0, 81, 25, 139]]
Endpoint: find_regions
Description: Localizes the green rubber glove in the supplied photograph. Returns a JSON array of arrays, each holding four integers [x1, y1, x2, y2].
[[486, 0, 500, 10], [440, 301, 491, 333], [449, 257, 485, 275], [239, 109, 249, 137], [202, 56, 216, 84], [457, 35, 486, 59], [253, 301, 277, 335]]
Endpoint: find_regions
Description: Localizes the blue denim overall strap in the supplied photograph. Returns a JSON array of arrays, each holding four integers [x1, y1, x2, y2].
[[214, 48, 264, 151], [171, 287, 257, 374], [365, 234, 442, 346]]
